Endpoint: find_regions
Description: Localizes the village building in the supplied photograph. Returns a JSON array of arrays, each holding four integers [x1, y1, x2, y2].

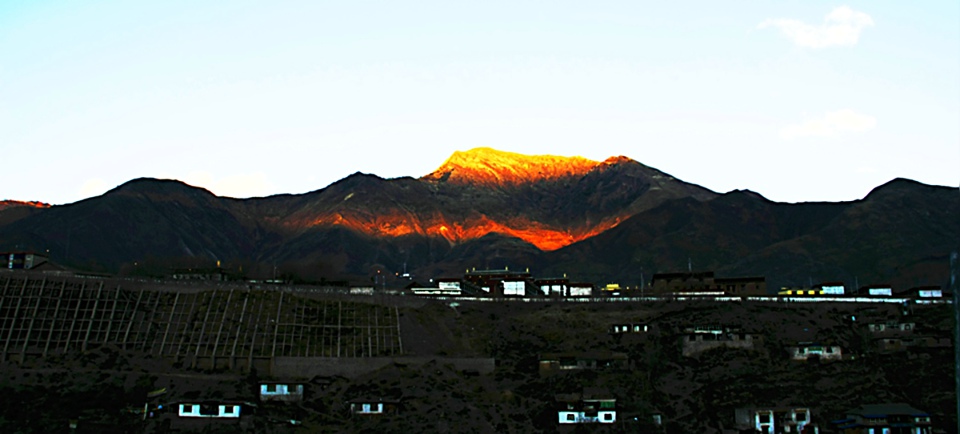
[[651, 271, 766, 296], [779, 287, 824, 296], [610, 323, 649, 334], [462, 268, 538, 297], [555, 388, 617, 425], [567, 282, 594, 297], [833, 403, 932, 433], [789, 342, 843, 361], [176, 401, 245, 418], [258, 382, 305, 402], [681, 326, 758, 357], [409, 278, 463, 296], [817, 282, 846, 295], [905, 285, 949, 303], [715, 276, 767, 296], [875, 335, 952, 353], [535, 277, 569, 296], [867, 321, 915, 334], [347, 397, 401, 416], [860, 284, 894, 297], [539, 352, 630, 376], [621, 409, 665, 431], [651, 271, 717, 294], [735, 406, 816, 434], [3, 252, 48, 270], [169, 267, 228, 281]]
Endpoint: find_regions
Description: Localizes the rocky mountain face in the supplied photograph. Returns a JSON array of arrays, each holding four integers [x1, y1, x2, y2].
[[0, 148, 956, 289]]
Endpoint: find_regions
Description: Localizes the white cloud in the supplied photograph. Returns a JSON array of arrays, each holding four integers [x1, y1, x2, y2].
[[758, 6, 874, 48], [780, 109, 877, 139], [78, 178, 109, 199], [179, 171, 274, 198]]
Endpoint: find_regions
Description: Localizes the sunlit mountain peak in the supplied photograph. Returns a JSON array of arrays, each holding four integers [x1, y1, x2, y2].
[[422, 147, 600, 186]]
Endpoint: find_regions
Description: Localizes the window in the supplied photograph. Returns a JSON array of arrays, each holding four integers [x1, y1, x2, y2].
[[266, 384, 277, 392], [759, 413, 771, 423], [362, 404, 371, 413], [603, 413, 613, 421], [826, 347, 833, 353], [222, 405, 235, 415], [182, 404, 193, 413], [566, 413, 576, 421]]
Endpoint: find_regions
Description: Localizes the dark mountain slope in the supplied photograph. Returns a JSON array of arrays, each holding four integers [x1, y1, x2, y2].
[[0, 146, 953, 288], [726, 179, 960, 290], [0, 179, 256, 271], [543, 179, 956, 290]]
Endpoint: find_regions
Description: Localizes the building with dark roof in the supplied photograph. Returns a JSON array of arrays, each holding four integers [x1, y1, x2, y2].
[[834, 403, 932, 433]]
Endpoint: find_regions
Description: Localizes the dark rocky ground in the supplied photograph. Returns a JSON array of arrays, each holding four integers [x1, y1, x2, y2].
[[0, 298, 954, 433]]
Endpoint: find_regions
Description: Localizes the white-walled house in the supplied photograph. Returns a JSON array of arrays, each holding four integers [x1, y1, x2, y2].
[[259, 382, 305, 402], [556, 388, 617, 424], [735, 406, 816, 434], [790, 343, 843, 361], [177, 402, 243, 418], [347, 397, 401, 415], [502, 279, 527, 296]]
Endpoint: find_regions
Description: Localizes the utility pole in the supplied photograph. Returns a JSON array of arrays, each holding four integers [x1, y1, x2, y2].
[[951, 251, 958, 434]]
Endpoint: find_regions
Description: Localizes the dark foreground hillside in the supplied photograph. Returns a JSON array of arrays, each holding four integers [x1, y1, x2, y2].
[[0, 286, 954, 433]]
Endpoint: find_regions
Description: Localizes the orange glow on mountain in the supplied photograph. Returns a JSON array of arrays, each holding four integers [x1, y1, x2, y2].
[[305, 211, 622, 251], [0, 200, 51, 211], [288, 148, 640, 250], [422, 147, 600, 186]]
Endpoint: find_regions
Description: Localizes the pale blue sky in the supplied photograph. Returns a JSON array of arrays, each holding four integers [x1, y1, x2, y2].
[[2, 1, 957, 204]]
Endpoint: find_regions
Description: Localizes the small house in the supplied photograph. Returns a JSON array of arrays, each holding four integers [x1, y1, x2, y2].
[[536, 277, 569, 297], [860, 284, 893, 297], [347, 397, 401, 415], [906, 285, 948, 303], [681, 326, 758, 357], [867, 321, 915, 334], [539, 352, 630, 376], [177, 402, 244, 418], [817, 282, 845, 295], [556, 388, 617, 424], [568, 282, 594, 297], [834, 403, 931, 433], [715, 276, 767, 296], [735, 406, 815, 434], [789, 342, 842, 361], [876, 335, 952, 353], [610, 323, 649, 334], [4, 252, 49, 270], [258, 382, 304, 402], [779, 288, 824, 296], [410, 279, 462, 296]]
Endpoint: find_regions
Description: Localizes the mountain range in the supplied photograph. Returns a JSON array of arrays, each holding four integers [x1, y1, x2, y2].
[[1, 147, 957, 291]]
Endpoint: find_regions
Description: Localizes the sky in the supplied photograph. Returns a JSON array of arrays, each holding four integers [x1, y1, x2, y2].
[[1, 1, 958, 205]]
